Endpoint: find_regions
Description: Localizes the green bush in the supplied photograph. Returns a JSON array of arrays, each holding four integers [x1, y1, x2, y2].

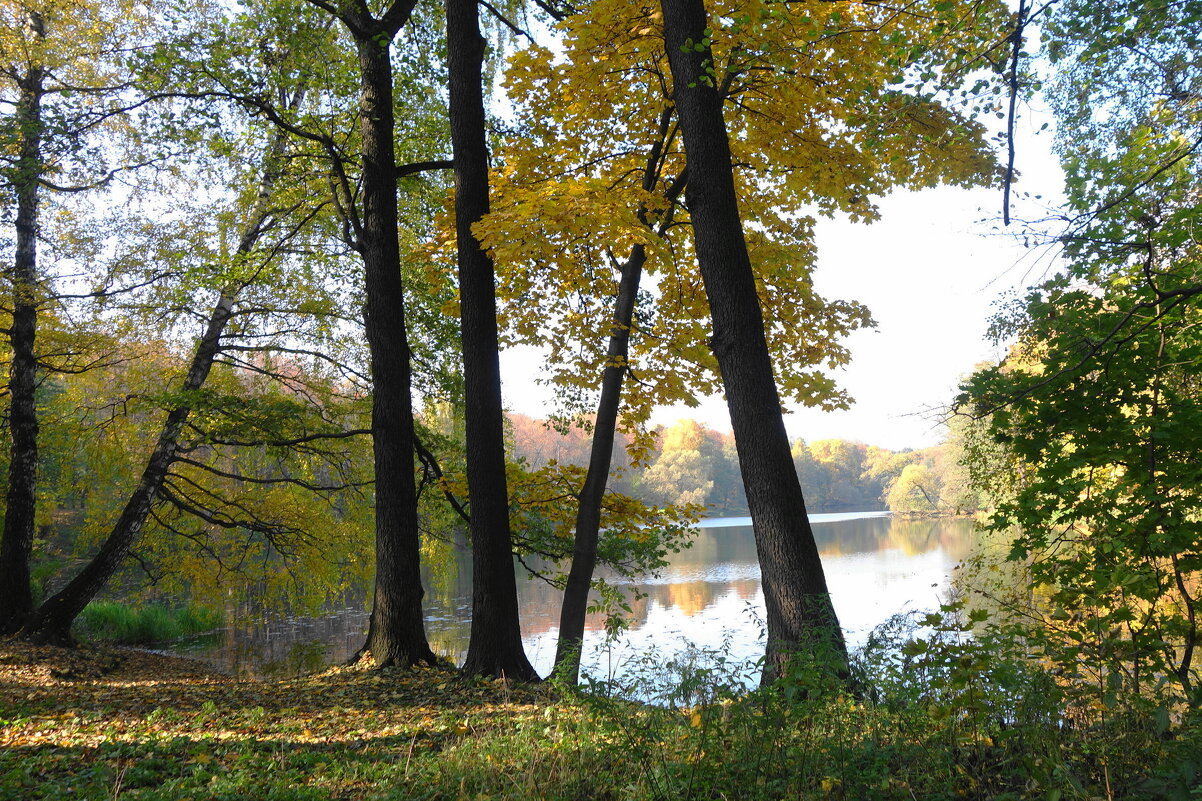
[[540, 609, 1201, 801], [73, 601, 222, 644]]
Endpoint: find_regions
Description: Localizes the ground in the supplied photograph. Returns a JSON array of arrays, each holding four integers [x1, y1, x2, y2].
[[5, 640, 1191, 800], [0, 641, 568, 801]]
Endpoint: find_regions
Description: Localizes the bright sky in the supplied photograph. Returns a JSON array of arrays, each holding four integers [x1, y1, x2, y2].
[[499, 110, 1067, 452]]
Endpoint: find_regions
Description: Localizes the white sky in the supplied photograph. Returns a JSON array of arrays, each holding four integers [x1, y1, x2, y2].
[[499, 110, 1067, 452]]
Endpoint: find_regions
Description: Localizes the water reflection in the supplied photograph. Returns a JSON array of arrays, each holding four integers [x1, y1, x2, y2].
[[168, 512, 977, 680]]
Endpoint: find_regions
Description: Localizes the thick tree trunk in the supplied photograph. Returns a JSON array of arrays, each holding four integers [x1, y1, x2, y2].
[[658, 0, 849, 685], [0, 33, 44, 637], [353, 33, 437, 669], [448, 0, 538, 681], [21, 132, 291, 645]]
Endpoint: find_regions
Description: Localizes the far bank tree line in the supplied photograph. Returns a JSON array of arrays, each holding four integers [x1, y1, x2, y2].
[[509, 414, 979, 516]]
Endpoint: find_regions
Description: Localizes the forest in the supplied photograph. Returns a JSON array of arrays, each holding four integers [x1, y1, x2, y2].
[[1, 0, 1200, 798], [509, 413, 978, 515]]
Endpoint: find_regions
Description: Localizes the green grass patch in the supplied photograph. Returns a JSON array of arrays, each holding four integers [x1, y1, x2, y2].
[[73, 601, 223, 644]]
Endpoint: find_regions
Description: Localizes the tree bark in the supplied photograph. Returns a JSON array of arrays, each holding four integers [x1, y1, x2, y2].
[[0, 18, 45, 637], [21, 129, 292, 645], [448, 0, 538, 681], [658, 0, 849, 685], [351, 25, 439, 669]]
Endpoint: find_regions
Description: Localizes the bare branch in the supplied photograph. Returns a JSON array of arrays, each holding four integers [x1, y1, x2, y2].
[[478, 0, 531, 38]]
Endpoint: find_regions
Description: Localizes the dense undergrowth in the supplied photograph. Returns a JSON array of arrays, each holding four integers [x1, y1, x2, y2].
[[3, 604, 1200, 801]]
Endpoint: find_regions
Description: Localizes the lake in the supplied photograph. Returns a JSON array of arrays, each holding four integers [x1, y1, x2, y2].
[[165, 512, 978, 682]]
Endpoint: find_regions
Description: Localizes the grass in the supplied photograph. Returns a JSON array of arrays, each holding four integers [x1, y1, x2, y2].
[[3, 630, 1201, 801], [72, 602, 223, 645]]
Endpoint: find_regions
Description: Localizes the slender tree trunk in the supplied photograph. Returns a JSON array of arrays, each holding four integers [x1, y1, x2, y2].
[[448, 0, 537, 681], [658, 0, 849, 685], [551, 245, 644, 682], [553, 110, 682, 684], [21, 131, 291, 645], [0, 27, 44, 637], [353, 30, 437, 669]]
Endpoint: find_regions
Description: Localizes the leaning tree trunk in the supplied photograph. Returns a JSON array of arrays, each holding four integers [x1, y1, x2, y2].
[[0, 33, 45, 637], [551, 244, 644, 683], [352, 28, 437, 669], [553, 110, 683, 684], [449, 0, 538, 681], [658, 0, 849, 685], [21, 128, 292, 645], [23, 319, 230, 645]]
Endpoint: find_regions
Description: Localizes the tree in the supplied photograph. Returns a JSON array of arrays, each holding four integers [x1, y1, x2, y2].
[[20, 107, 317, 644], [960, 0, 1202, 703], [28, 334, 378, 619], [657, 0, 849, 684], [885, 464, 941, 513], [301, 0, 441, 668], [928, 416, 980, 514], [9, 0, 414, 644], [641, 421, 715, 507], [0, 3, 46, 635], [809, 440, 872, 511], [153, 0, 447, 666], [701, 429, 744, 514], [446, 0, 538, 680], [549, 128, 686, 681], [480, 0, 1003, 682], [0, 0, 159, 635]]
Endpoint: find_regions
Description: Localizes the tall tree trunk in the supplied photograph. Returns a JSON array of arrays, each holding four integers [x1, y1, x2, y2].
[[448, 0, 538, 681], [351, 25, 437, 669], [658, 0, 849, 685], [0, 22, 44, 637], [21, 130, 292, 645]]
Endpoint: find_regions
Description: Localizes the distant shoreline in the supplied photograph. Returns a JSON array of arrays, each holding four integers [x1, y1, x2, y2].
[[890, 510, 976, 520], [696, 510, 892, 529], [696, 509, 975, 528]]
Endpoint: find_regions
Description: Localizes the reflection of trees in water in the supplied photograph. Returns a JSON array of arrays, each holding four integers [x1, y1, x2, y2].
[[811, 517, 892, 556], [665, 581, 717, 616], [667, 527, 761, 570], [810, 517, 977, 560], [170, 515, 977, 676], [421, 534, 470, 611], [890, 518, 976, 562], [886, 520, 940, 556], [179, 611, 371, 678]]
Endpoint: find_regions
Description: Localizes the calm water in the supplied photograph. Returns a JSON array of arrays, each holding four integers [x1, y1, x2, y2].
[[166, 512, 977, 680]]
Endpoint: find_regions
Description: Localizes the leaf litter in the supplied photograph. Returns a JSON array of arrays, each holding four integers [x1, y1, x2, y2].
[[0, 641, 571, 800]]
